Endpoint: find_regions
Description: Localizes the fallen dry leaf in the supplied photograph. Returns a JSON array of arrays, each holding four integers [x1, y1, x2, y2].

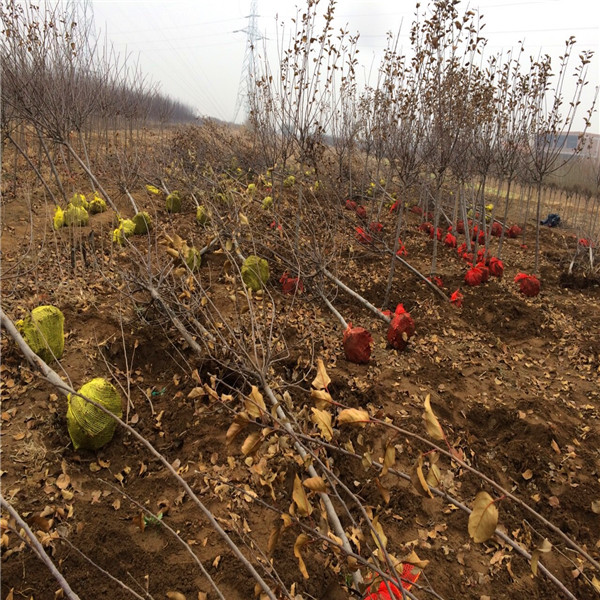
[[375, 477, 390, 504], [293, 474, 313, 517], [402, 549, 430, 569], [468, 491, 499, 543], [422, 395, 444, 441], [312, 358, 331, 390], [294, 533, 310, 579], [56, 474, 70, 490], [302, 476, 327, 493]]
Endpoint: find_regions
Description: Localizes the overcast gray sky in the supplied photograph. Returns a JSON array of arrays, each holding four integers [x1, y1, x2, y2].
[[90, 0, 599, 132]]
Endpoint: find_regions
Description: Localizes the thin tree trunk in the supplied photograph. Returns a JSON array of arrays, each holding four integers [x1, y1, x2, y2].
[[36, 129, 67, 202], [7, 132, 56, 204], [64, 142, 118, 213]]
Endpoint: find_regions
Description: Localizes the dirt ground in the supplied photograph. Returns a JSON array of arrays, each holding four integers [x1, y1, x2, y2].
[[1, 170, 599, 600]]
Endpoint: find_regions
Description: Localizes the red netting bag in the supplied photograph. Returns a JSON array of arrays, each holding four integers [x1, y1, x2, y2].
[[386, 305, 415, 351], [514, 273, 540, 297], [343, 324, 373, 364]]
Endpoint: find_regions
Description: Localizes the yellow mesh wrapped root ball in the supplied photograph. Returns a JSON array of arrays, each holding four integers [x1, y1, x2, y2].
[[16, 305, 65, 364], [166, 191, 182, 213], [196, 205, 210, 226], [112, 219, 136, 245], [53, 206, 65, 230], [69, 193, 89, 210], [132, 211, 153, 234], [64, 204, 89, 227], [67, 378, 122, 450], [89, 195, 107, 214], [241, 255, 269, 291]]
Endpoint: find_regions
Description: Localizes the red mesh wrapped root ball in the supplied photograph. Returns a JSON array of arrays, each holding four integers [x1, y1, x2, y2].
[[464, 266, 484, 287], [343, 324, 373, 364], [450, 290, 464, 307], [355, 227, 374, 245], [491, 222, 503, 237], [363, 564, 422, 599], [506, 224, 522, 238], [444, 232, 457, 248], [488, 257, 504, 278], [386, 304, 415, 351], [279, 272, 304, 294], [514, 273, 540, 297], [475, 262, 490, 283]]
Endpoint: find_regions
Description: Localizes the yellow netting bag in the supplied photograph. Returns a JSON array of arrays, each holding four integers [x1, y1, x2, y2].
[[113, 219, 136, 245], [67, 378, 122, 450], [132, 211, 153, 234], [242, 255, 270, 291], [64, 204, 89, 227], [196, 205, 210, 226], [166, 191, 182, 213], [16, 305, 65, 364], [89, 194, 107, 214], [69, 193, 89, 209], [53, 206, 65, 230]]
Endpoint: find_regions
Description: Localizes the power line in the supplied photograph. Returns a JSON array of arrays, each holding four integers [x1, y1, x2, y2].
[[232, 0, 263, 124]]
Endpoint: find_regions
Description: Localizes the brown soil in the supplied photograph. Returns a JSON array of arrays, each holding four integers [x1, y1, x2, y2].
[[1, 168, 599, 600]]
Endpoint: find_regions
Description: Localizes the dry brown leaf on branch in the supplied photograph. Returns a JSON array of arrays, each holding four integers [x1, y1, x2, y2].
[[303, 476, 327, 493], [310, 388, 334, 409], [245, 386, 267, 419], [338, 408, 370, 426], [468, 492, 499, 543], [381, 443, 395, 476], [426, 463, 442, 488], [267, 521, 281, 556], [166, 592, 186, 600], [411, 455, 433, 498], [293, 474, 313, 517], [422, 395, 444, 441], [294, 533, 310, 579], [312, 358, 331, 391], [591, 500, 600, 514], [311, 408, 333, 441], [370, 516, 388, 554], [591, 576, 600, 593], [375, 477, 390, 504], [531, 538, 552, 576], [241, 431, 263, 456]]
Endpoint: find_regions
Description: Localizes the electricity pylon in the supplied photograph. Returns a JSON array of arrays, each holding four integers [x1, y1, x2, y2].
[[232, 0, 261, 124]]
